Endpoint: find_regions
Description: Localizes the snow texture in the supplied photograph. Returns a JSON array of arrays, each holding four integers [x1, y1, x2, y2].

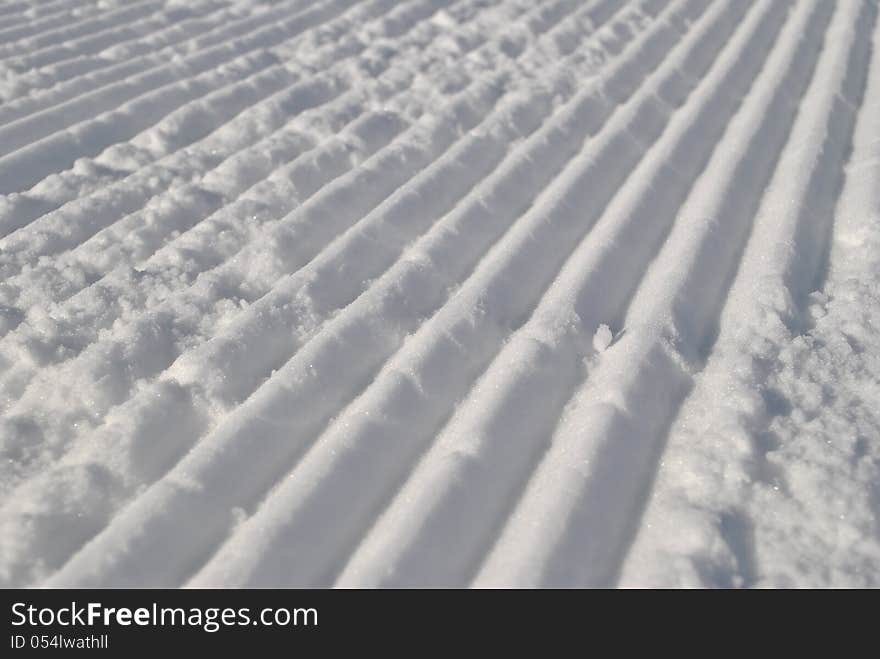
[[0, 0, 878, 588]]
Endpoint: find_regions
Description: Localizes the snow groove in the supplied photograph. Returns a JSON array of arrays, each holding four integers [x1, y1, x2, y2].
[[341, 0, 795, 588], [48, 0, 713, 588], [476, 0, 844, 588], [2, 0, 878, 588], [618, 0, 880, 588], [0, 2, 243, 115], [0, 0, 368, 190], [4, 0, 618, 585], [0, 0, 575, 464]]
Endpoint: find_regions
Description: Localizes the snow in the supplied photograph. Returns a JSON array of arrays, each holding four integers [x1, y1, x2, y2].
[[592, 324, 612, 352], [0, 0, 878, 588]]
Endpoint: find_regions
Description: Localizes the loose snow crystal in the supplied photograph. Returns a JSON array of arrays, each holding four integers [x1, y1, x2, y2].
[[592, 324, 613, 353]]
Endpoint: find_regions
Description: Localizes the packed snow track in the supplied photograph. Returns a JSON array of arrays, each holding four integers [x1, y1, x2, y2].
[[1, 0, 879, 588]]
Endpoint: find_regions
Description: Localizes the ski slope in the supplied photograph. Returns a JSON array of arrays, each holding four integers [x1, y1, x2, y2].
[[1, 0, 879, 588]]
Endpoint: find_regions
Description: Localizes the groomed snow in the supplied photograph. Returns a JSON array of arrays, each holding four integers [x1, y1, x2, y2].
[[0, 0, 878, 588]]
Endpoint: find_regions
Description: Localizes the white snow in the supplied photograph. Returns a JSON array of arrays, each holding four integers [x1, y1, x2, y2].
[[592, 324, 612, 353], [0, 0, 878, 588]]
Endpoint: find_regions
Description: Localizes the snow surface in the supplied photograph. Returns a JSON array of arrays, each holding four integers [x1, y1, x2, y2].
[[0, 0, 879, 588]]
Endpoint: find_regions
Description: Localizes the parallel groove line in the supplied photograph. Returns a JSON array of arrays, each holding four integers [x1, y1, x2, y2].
[[2, 0, 874, 589], [335, 0, 794, 588], [616, 0, 878, 588], [0, 0, 103, 47], [0, 0, 448, 335], [0, 0, 402, 246], [0, 0, 507, 474], [0, 0, 552, 430], [474, 0, 843, 588], [36, 0, 668, 592], [0, 0, 167, 63], [0, 0, 592, 587], [39, 3, 695, 592], [0, 0, 365, 191], [0, 0, 242, 113]]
